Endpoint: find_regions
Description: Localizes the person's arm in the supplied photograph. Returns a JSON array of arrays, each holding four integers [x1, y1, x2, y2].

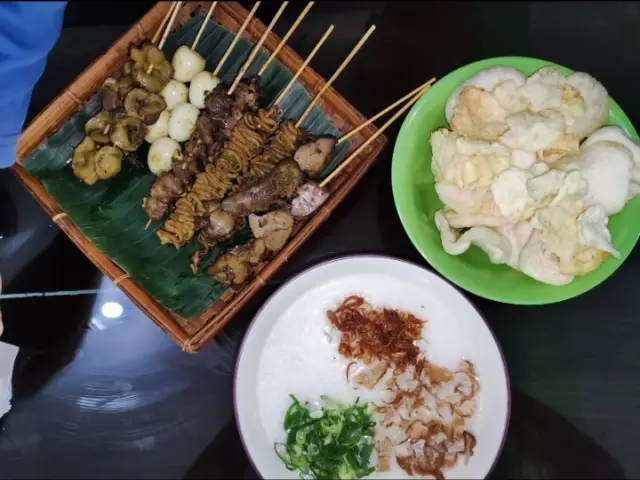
[[0, 2, 67, 169]]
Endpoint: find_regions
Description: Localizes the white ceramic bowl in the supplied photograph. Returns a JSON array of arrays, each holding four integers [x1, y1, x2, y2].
[[235, 255, 510, 479]]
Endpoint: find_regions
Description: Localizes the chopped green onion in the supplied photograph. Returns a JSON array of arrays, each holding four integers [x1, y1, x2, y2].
[[274, 395, 376, 480]]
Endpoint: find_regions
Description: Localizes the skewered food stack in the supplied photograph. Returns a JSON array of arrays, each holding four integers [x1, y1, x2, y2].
[[186, 23, 372, 255], [152, 6, 326, 248], [72, 1, 250, 186], [141, 1, 290, 222], [208, 153, 329, 285], [69, 2, 416, 298], [208, 81, 435, 286]]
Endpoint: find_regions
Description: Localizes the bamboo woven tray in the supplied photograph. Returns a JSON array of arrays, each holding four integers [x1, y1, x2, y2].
[[13, 2, 386, 353]]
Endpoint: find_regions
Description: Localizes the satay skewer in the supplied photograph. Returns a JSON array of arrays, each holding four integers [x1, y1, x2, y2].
[[143, 6, 270, 229], [338, 77, 436, 144], [219, 84, 435, 236], [319, 87, 429, 188], [240, 29, 368, 181], [147, 1, 182, 74], [213, 2, 262, 77], [257, 2, 315, 77], [272, 24, 335, 107], [156, 28, 335, 245], [192, 2, 218, 50], [228, 2, 318, 105], [152, 2, 180, 44], [146, 2, 181, 74], [159, 1, 183, 50], [228, 2, 289, 96], [295, 25, 376, 128]]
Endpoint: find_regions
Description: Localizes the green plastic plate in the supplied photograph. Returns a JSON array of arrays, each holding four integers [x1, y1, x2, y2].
[[392, 56, 640, 305]]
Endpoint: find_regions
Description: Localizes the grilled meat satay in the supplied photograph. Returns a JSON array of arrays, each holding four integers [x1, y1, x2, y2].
[[293, 136, 337, 177], [221, 158, 304, 216], [248, 209, 294, 252], [199, 157, 331, 279], [243, 121, 334, 184]]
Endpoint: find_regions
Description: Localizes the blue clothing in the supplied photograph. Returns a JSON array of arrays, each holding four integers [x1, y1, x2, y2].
[[0, 2, 66, 168]]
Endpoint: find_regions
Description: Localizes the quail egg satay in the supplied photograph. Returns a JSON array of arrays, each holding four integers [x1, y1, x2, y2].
[[168, 102, 200, 142], [160, 79, 189, 111], [145, 110, 170, 143], [172, 45, 206, 83], [148, 137, 182, 176], [189, 71, 221, 109]]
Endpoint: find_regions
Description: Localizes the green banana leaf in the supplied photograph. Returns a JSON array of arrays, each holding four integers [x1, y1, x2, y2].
[[22, 15, 351, 319]]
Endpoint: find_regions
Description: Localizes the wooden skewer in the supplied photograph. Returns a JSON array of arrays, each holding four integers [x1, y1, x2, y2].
[[148, 2, 181, 74], [272, 24, 334, 108], [192, 2, 217, 51], [257, 1, 314, 77], [152, 2, 179, 44], [159, 1, 183, 50], [228, 2, 289, 96], [319, 87, 428, 189], [213, 2, 261, 77], [296, 25, 376, 128], [338, 78, 436, 144]]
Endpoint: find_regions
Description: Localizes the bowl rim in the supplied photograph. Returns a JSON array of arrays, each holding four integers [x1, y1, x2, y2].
[[233, 253, 512, 480], [392, 55, 640, 305]]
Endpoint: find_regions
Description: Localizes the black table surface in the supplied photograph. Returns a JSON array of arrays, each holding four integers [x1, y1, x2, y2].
[[1, 1, 639, 478]]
